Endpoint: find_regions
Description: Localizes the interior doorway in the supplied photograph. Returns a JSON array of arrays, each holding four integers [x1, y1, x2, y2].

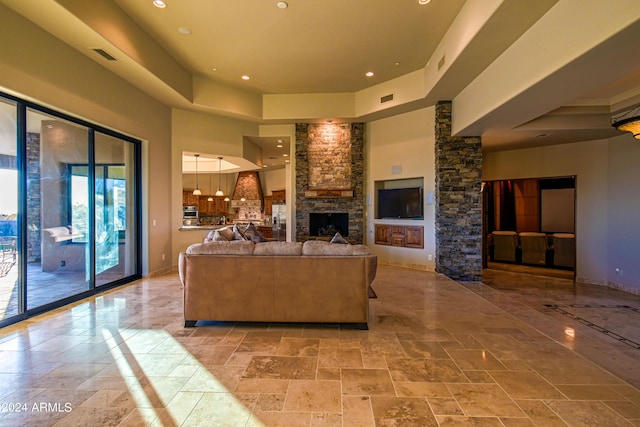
[[482, 176, 576, 280]]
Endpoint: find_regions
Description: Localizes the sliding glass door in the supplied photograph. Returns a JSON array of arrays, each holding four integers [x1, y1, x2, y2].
[[95, 132, 137, 286], [27, 109, 91, 308], [0, 98, 18, 320], [0, 92, 141, 326]]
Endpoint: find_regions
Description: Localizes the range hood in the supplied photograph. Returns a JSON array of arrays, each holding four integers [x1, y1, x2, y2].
[[231, 171, 263, 218]]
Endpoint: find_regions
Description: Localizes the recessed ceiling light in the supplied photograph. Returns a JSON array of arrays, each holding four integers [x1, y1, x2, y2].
[[418, 0, 431, 4], [153, 0, 166, 8], [178, 27, 192, 35], [285, 159, 290, 163], [365, 71, 374, 77], [241, 75, 250, 80], [276, 143, 283, 148], [282, 153, 288, 157], [277, 2, 288, 9]]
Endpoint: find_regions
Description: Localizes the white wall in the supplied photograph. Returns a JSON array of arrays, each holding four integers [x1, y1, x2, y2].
[[483, 138, 622, 290], [606, 135, 640, 295], [0, 5, 172, 276], [366, 107, 436, 270], [259, 124, 296, 241], [260, 169, 286, 195], [171, 109, 259, 260]]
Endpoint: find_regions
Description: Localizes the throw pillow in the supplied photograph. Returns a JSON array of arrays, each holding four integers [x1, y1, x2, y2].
[[216, 226, 236, 241], [203, 230, 216, 243], [243, 223, 267, 243], [232, 224, 247, 241], [330, 232, 349, 244], [212, 230, 230, 241]]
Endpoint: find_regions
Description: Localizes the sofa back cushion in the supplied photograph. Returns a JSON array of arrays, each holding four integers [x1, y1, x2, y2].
[[254, 241, 303, 256], [302, 240, 371, 256], [186, 241, 255, 255]]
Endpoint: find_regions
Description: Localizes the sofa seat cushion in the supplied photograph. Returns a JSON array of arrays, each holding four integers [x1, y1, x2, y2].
[[186, 241, 255, 255], [302, 240, 370, 256], [254, 241, 303, 256]]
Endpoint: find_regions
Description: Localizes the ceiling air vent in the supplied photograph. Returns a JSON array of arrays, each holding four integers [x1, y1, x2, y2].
[[92, 48, 117, 61], [380, 93, 394, 104]]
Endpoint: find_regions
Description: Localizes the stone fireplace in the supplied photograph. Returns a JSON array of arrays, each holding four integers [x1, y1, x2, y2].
[[295, 123, 365, 243]]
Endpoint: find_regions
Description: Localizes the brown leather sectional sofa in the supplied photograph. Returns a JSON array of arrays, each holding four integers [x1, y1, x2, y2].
[[178, 240, 377, 329]]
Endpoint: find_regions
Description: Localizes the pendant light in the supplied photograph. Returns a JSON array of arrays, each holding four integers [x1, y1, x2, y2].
[[207, 172, 213, 202], [215, 156, 224, 196], [192, 154, 202, 196], [224, 172, 230, 201]]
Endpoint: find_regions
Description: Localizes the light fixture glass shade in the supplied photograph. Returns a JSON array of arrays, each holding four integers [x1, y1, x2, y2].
[[224, 196, 230, 202], [614, 119, 640, 139], [192, 188, 202, 196], [612, 106, 640, 139], [207, 196, 213, 201], [215, 189, 224, 196]]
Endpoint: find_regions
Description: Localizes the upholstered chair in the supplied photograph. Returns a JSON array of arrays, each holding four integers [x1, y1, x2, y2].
[[519, 232, 549, 265], [553, 233, 575, 268], [491, 231, 519, 262]]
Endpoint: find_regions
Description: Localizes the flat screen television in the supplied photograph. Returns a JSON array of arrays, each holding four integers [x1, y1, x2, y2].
[[377, 187, 423, 219]]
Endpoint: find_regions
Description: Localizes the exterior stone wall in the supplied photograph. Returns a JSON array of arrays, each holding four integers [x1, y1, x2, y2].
[[435, 101, 482, 281], [295, 123, 365, 244], [27, 132, 41, 263]]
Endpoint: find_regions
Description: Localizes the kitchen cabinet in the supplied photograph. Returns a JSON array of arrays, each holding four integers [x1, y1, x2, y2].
[[404, 226, 424, 248], [272, 190, 286, 204], [198, 197, 209, 215], [374, 224, 423, 249], [374, 224, 392, 245], [214, 197, 229, 214], [263, 196, 272, 216], [197, 196, 229, 215], [256, 226, 273, 239], [183, 191, 199, 206]]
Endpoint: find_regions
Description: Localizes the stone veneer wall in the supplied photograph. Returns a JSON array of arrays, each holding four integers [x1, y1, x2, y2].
[[27, 132, 41, 263], [295, 123, 365, 244], [435, 101, 482, 281]]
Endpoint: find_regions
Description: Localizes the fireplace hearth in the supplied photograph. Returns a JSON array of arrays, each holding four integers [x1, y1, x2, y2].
[[309, 213, 349, 237]]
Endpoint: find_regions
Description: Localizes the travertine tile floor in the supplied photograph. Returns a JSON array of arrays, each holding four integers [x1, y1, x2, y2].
[[0, 265, 639, 426]]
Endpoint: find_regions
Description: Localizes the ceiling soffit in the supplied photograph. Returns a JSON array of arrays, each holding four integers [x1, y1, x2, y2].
[[4, 0, 640, 150]]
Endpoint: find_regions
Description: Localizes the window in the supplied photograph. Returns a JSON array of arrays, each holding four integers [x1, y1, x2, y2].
[[70, 164, 127, 243]]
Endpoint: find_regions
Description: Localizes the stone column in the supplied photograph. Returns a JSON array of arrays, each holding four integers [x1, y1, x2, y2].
[[435, 101, 482, 281]]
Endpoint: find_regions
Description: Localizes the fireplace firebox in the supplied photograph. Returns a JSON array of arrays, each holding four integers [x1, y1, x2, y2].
[[309, 213, 349, 237]]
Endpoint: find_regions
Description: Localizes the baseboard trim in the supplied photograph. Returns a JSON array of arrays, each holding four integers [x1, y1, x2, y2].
[[378, 260, 433, 272]]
